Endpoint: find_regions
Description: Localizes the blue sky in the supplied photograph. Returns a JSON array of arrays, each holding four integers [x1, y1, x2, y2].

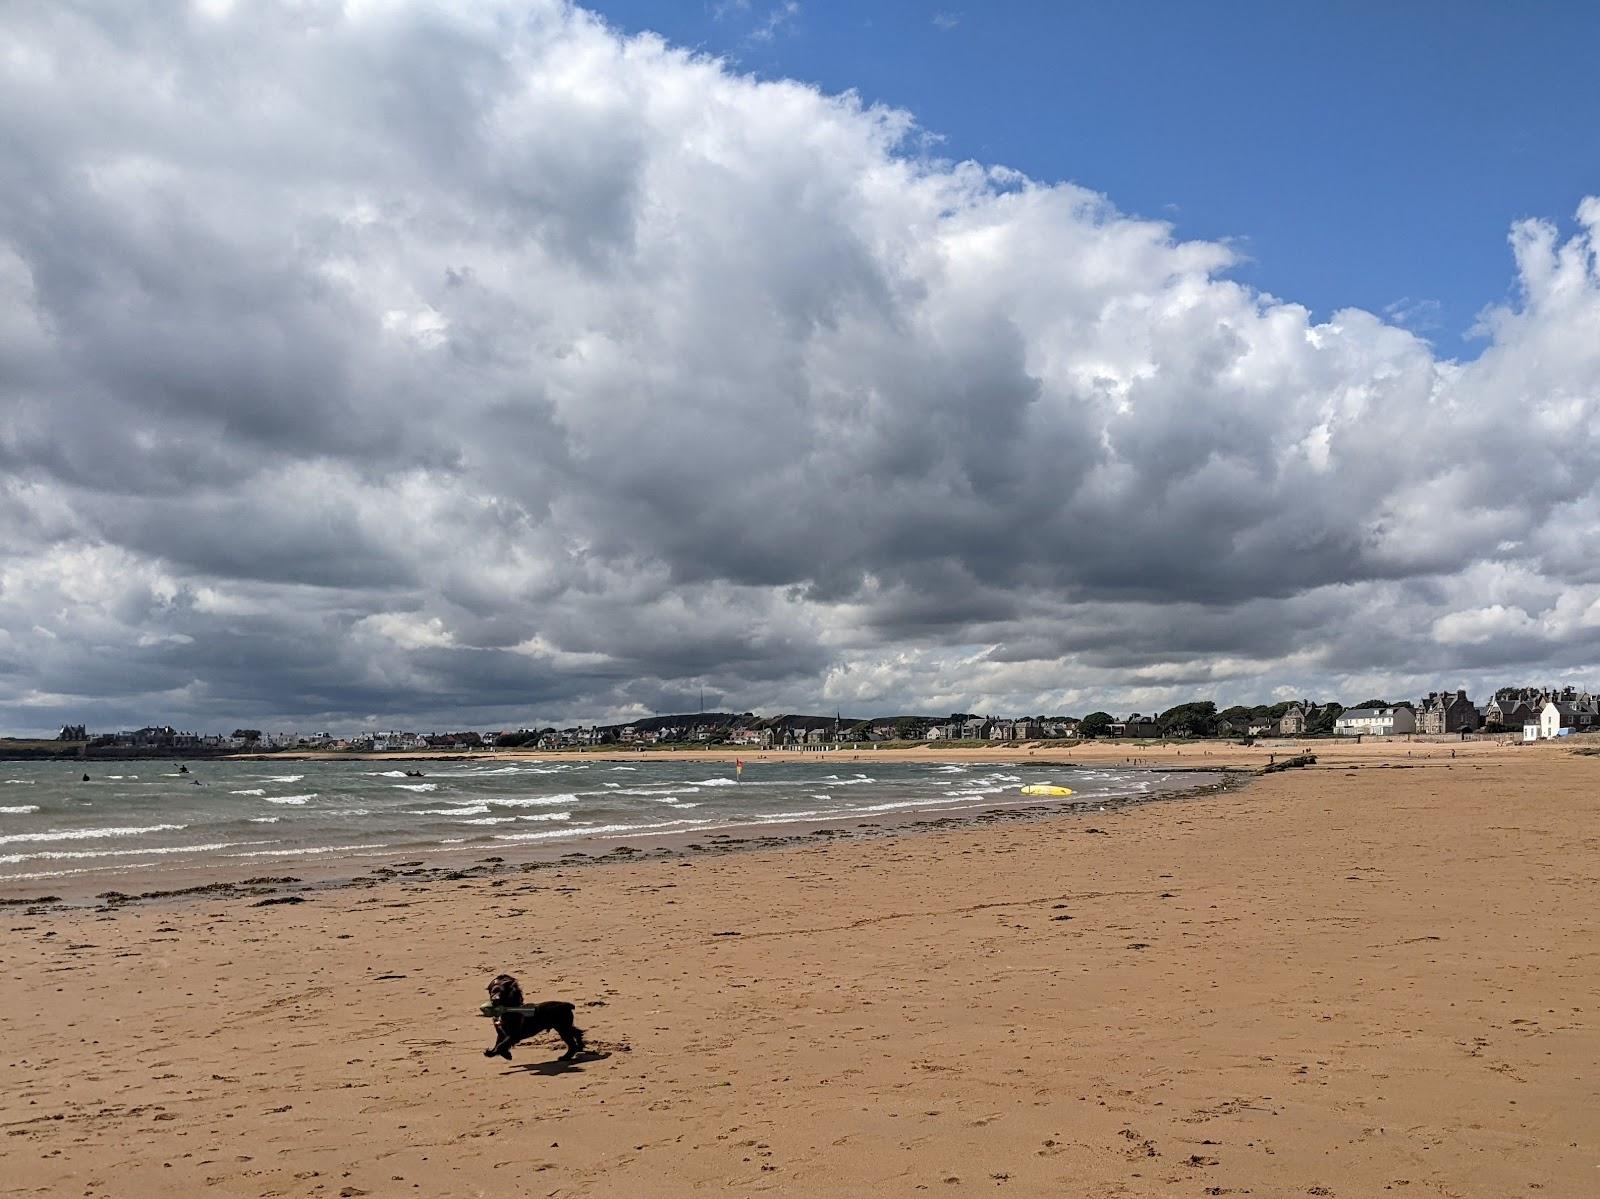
[[587, 0, 1600, 351]]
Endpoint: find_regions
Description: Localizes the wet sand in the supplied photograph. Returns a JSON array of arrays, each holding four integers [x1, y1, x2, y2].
[[2, 743, 1596, 1196]]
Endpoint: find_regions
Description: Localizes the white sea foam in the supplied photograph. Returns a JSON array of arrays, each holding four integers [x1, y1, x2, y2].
[[249, 816, 281, 824], [819, 775, 876, 785], [616, 786, 701, 797], [687, 777, 741, 787], [492, 817, 703, 842], [230, 788, 267, 796], [0, 839, 254, 865], [0, 805, 40, 815], [457, 812, 571, 826], [5, 864, 154, 881], [0, 823, 185, 847], [410, 804, 490, 816], [4, 779, 36, 784], [265, 794, 315, 805], [746, 807, 844, 822], [934, 765, 968, 773], [225, 843, 389, 859], [394, 782, 437, 792], [485, 793, 577, 808], [263, 774, 304, 783], [322, 808, 371, 817], [371, 770, 411, 778], [611, 765, 638, 771]]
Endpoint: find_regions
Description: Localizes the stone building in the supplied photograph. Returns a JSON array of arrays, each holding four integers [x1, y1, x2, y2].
[[1416, 689, 1481, 735]]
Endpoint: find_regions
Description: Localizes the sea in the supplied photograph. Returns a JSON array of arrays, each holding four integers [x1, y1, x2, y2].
[[0, 757, 1217, 892]]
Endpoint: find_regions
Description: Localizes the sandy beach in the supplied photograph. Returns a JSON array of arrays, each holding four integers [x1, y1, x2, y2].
[[241, 735, 1524, 769], [3, 741, 1597, 1197]]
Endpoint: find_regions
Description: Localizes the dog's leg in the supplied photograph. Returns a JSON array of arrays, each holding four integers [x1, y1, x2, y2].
[[484, 1021, 515, 1060], [556, 1021, 585, 1061]]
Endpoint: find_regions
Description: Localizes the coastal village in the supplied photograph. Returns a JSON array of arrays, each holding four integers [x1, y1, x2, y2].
[[38, 684, 1599, 755]]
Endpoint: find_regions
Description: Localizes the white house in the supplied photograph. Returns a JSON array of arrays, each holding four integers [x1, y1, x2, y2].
[[1539, 701, 1595, 739], [1333, 706, 1417, 736]]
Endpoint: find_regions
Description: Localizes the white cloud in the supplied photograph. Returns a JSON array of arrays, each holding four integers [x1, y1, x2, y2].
[[1432, 605, 1538, 646], [354, 613, 456, 651], [0, 1, 1598, 732]]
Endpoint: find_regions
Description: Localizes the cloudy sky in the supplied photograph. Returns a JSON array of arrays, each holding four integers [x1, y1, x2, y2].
[[2, 1, 1599, 735]]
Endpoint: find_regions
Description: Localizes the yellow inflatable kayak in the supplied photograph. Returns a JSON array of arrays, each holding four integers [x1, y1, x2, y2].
[[1019, 784, 1074, 797]]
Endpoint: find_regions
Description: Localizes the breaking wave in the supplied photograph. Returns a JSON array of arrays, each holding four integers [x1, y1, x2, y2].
[[493, 817, 704, 842], [0, 823, 186, 847], [456, 812, 572, 826], [486, 793, 576, 808], [0, 840, 255, 865]]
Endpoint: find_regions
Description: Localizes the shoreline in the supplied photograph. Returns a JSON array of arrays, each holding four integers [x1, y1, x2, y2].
[[0, 739, 1545, 907], [1, 767, 1243, 911]]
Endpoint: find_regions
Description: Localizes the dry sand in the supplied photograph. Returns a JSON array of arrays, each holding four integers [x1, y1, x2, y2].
[[2, 742, 1597, 1197]]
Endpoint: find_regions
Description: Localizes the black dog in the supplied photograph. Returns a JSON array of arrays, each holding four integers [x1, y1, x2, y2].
[[483, 973, 586, 1062]]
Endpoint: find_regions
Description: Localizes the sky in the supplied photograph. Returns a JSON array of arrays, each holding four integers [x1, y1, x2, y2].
[[589, 1, 1600, 345], [1, 1, 1599, 735]]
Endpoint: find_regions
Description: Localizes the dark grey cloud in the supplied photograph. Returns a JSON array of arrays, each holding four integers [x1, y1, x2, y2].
[[2, 2, 1599, 734]]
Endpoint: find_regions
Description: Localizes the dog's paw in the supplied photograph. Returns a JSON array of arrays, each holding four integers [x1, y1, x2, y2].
[[483, 1048, 496, 1057]]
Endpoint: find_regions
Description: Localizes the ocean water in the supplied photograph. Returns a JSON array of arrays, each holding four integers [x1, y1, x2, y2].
[[0, 757, 1213, 889]]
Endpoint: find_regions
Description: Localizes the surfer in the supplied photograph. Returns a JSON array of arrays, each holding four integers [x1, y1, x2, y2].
[[178, 764, 190, 774], [81, 773, 90, 782]]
